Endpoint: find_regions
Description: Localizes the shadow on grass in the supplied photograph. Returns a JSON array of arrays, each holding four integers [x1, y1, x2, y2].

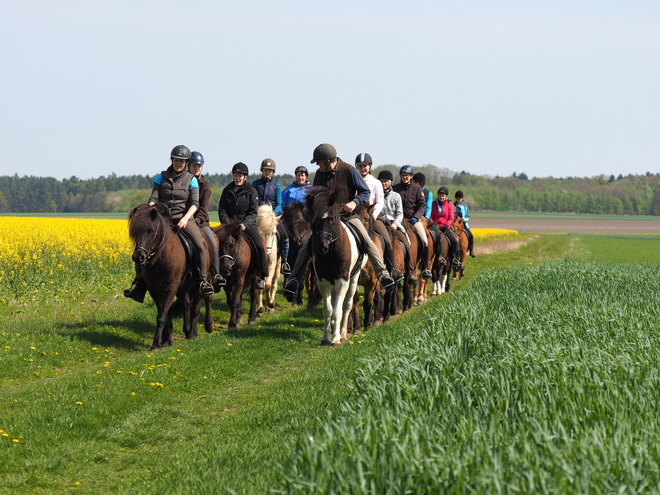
[[54, 319, 153, 351]]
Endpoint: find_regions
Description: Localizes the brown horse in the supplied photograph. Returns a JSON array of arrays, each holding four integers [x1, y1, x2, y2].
[[213, 221, 262, 328], [414, 218, 436, 305], [431, 229, 451, 295], [349, 204, 386, 332], [451, 217, 469, 280], [306, 187, 367, 346], [127, 203, 213, 349], [281, 202, 313, 306]]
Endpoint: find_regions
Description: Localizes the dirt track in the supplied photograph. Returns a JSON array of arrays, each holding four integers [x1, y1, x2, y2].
[[470, 217, 660, 234]]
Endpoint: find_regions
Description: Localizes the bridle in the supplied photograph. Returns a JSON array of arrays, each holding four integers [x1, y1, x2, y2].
[[219, 253, 235, 268]]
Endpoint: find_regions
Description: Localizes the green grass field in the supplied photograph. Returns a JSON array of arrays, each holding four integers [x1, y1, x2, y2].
[[1, 234, 660, 493]]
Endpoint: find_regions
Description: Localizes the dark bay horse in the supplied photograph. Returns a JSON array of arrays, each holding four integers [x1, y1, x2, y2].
[[213, 221, 262, 328], [306, 187, 367, 346], [281, 202, 313, 306], [128, 203, 213, 349]]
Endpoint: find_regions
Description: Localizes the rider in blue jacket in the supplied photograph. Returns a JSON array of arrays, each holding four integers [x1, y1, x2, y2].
[[454, 190, 476, 257]]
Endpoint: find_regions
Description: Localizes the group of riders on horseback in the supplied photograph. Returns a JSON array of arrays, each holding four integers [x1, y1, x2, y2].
[[124, 142, 476, 308]]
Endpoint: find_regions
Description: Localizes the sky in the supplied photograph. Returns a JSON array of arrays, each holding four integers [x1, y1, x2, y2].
[[1, 0, 658, 181]]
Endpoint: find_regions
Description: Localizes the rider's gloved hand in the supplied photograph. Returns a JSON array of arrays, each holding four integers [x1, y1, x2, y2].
[[408, 217, 418, 225]]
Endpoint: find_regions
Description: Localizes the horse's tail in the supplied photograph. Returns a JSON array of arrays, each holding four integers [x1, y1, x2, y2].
[[256, 204, 278, 234], [307, 285, 322, 311]]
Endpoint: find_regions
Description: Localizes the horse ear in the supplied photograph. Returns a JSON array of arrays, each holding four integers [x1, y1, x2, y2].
[[150, 207, 158, 220], [328, 193, 336, 207]]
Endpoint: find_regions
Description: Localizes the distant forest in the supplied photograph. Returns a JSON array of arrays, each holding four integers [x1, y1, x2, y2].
[[2, 166, 660, 216]]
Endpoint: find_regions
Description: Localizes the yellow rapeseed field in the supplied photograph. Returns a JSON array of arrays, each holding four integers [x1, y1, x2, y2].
[[471, 228, 519, 242], [0, 217, 132, 290]]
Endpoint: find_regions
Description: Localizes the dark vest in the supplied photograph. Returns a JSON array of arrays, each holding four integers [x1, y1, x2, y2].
[[160, 168, 194, 221], [313, 159, 355, 205], [253, 177, 278, 209]]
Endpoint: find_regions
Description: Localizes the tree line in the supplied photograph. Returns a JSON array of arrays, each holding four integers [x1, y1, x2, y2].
[[1, 168, 660, 216]]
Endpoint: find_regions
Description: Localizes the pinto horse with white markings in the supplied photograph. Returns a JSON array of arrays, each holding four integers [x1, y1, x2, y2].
[[305, 187, 367, 346]]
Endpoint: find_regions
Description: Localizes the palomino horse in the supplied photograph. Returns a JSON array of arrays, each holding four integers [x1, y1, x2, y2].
[[281, 203, 312, 306], [306, 187, 367, 346], [256, 205, 280, 315], [127, 203, 213, 349], [213, 221, 262, 328], [452, 217, 469, 280]]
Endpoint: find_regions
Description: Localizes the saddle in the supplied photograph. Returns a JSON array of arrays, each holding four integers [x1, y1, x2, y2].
[[342, 217, 368, 278], [176, 229, 202, 281]]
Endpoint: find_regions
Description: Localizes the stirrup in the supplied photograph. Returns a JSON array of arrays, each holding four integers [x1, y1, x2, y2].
[[281, 262, 291, 275], [256, 278, 266, 290], [199, 281, 214, 297], [212, 274, 226, 292], [379, 271, 395, 289], [422, 269, 432, 280], [391, 268, 405, 282], [283, 278, 298, 301]]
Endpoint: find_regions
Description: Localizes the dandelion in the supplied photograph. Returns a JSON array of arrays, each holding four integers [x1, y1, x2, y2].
[[227, 343, 233, 346], [30, 346, 36, 350], [75, 401, 83, 405], [12, 439, 19, 443], [131, 392, 136, 396], [203, 376, 208, 379], [74, 482, 81, 486], [2, 433, 8, 437]]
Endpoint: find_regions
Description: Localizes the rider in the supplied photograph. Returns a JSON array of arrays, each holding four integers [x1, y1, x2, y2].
[[355, 153, 401, 281], [454, 190, 476, 257], [282, 166, 310, 205], [393, 165, 432, 280], [283, 143, 396, 300], [188, 151, 226, 292], [218, 162, 269, 290], [124, 145, 214, 302], [431, 186, 463, 270], [252, 158, 291, 274], [378, 169, 409, 281], [412, 172, 433, 219]]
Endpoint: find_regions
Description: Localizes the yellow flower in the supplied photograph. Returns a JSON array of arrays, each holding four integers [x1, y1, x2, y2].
[[75, 401, 83, 405], [227, 343, 233, 346], [12, 439, 19, 443]]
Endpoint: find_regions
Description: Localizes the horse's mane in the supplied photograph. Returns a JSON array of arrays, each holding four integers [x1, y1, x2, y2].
[[256, 204, 278, 235], [353, 203, 375, 232], [215, 220, 244, 243], [305, 186, 336, 225], [127, 203, 172, 254], [281, 202, 304, 227]]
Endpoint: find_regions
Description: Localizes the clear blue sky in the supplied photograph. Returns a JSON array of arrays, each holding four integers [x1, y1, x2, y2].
[[1, 0, 658, 180]]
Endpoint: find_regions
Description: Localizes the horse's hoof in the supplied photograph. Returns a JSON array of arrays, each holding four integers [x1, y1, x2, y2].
[[267, 308, 275, 314], [256, 308, 263, 317], [205, 326, 213, 334], [321, 339, 333, 346]]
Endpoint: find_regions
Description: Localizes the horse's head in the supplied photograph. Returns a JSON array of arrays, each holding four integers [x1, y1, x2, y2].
[[215, 221, 243, 276], [282, 203, 307, 244], [256, 204, 278, 235], [128, 203, 171, 266], [452, 217, 465, 234], [313, 204, 342, 255], [353, 203, 374, 230]]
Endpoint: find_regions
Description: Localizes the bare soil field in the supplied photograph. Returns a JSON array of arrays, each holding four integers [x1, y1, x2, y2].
[[471, 216, 660, 234]]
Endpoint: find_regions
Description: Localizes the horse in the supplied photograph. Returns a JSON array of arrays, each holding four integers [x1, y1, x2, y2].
[[127, 203, 213, 349], [281, 202, 313, 306], [452, 217, 469, 280], [256, 205, 280, 315], [213, 221, 262, 328], [401, 221, 421, 311], [349, 204, 386, 333], [431, 228, 451, 296], [414, 218, 435, 305], [305, 187, 367, 346]]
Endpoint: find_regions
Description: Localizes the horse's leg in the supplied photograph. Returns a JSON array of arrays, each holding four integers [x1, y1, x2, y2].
[[152, 292, 176, 349], [228, 281, 245, 329], [204, 294, 214, 333], [341, 276, 362, 342], [248, 280, 258, 325], [185, 295, 201, 340], [319, 280, 334, 346]]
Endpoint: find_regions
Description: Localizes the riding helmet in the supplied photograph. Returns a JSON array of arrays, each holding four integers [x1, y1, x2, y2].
[[231, 162, 249, 175], [438, 186, 449, 195], [294, 166, 309, 175], [399, 165, 414, 175], [261, 158, 276, 171], [310, 143, 337, 164], [170, 145, 191, 161], [355, 153, 373, 166], [190, 151, 204, 166], [378, 170, 394, 181], [455, 190, 464, 199], [412, 172, 426, 184]]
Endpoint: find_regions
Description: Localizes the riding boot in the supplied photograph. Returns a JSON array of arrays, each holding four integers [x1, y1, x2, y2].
[[421, 245, 432, 280], [124, 277, 147, 303], [211, 270, 226, 292], [199, 277, 214, 297], [469, 237, 476, 257], [281, 237, 291, 274], [407, 248, 417, 283]]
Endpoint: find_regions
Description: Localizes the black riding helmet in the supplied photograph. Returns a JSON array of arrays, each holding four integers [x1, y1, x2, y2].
[[378, 170, 394, 181], [294, 166, 308, 175], [232, 162, 249, 175]]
